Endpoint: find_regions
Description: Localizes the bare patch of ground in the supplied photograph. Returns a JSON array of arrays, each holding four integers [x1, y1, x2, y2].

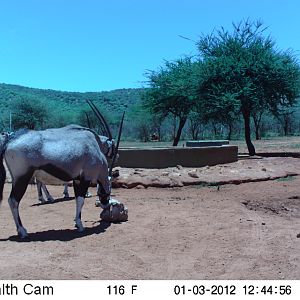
[[0, 157, 300, 280]]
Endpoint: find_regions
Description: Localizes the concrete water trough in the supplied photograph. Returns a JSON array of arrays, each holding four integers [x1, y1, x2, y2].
[[186, 140, 229, 147], [116, 145, 238, 169]]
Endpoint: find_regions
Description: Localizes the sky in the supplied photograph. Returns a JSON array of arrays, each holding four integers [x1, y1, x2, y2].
[[0, 0, 300, 92]]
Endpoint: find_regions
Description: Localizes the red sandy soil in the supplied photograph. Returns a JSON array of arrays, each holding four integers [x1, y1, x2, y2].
[[0, 157, 300, 280]]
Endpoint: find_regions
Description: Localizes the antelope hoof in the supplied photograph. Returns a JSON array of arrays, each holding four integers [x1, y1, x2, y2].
[[47, 196, 55, 203], [18, 227, 28, 239], [39, 197, 46, 204], [75, 222, 85, 232]]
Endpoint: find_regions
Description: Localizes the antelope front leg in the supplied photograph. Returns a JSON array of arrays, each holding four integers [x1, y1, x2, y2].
[[75, 196, 85, 232], [8, 196, 28, 239]]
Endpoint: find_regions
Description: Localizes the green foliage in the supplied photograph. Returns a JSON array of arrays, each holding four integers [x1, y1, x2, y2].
[[143, 57, 201, 145], [0, 83, 143, 138], [144, 57, 199, 118], [196, 19, 300, 154], [11, 96, 49, 130], [1, 19, 300, 146]]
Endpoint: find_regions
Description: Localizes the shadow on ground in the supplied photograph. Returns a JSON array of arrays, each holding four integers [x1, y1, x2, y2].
[[31, 196, 75, 207], [0, 220, 112, 242]]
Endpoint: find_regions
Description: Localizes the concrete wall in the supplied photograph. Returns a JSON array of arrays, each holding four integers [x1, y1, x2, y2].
[[186, 140, 229, 147], [117, 145, 238, 168]]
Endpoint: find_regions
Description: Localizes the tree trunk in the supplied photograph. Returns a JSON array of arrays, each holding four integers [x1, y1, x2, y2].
[[172, 116, 177, 140], [255, 125, 260, 140], [157, 126, 161, 141], [194, 128, 199, 140], [242, 110, 256, 156], [283, 119, 288, 136], [252, 111, 264, 140], [213, 124, 218, 137], [190, 124, 199, 140], [189, 121, 200, 140], [227, 123, 232, 140], [173, 117, 187, 146]]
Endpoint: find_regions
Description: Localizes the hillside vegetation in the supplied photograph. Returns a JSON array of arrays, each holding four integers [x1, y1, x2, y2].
[[0, 83, 144, 136], [1, 82, 300, 143]]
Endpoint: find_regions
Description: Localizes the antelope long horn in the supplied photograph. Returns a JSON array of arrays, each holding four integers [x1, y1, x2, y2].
[[109, 111, 125, 177], [86, 99, 113, 140], [85, 112, 91, 129]]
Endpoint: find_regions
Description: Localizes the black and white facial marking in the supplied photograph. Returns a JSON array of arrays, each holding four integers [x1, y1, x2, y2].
[[0, 125, 111, 238], [99, 136, 115, 159]]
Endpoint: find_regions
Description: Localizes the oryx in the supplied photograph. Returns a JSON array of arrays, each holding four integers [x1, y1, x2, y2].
[[35, 101, 119, 204], [35, 133, 116, 203], [0, 100, 124, 238]]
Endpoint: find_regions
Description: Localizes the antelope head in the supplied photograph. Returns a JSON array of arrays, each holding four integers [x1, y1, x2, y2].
[[86, 100, 125, 176]]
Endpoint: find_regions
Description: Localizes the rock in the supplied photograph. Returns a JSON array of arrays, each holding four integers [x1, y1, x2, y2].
[[188, 170, 199, 178], [100, 201, 128, 222], [135, 184, 146, 189], [176, 165, 183, 170], [171, 172, 181, 177], [161, 172, 170, 176]]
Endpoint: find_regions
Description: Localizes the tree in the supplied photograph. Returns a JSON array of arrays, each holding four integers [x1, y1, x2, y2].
[[188, 111, 205, 140], [11, 96, 49, 130], [274, 107, 295, 136], [196, 91, 240, 140], [143, 57, 200, 146], [252, 109, 265, 140], [197, 19, 300, 155]]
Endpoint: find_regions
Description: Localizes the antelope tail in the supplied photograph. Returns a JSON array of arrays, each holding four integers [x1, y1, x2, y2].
[[0, 159, 6, 204], [0, 134, 9, 204]]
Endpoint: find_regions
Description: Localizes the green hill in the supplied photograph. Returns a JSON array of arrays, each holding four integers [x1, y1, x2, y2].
[[0, 83, 145, 133], [1, 82, 299, 141]]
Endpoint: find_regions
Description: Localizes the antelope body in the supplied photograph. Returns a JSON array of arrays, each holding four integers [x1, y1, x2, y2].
[[0, 100, 124, 238], [0, 125, 112, 238], [35, 134, 114, 203]]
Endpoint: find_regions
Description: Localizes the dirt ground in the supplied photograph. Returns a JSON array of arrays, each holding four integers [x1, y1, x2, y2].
[[0, 158, 300, 280]]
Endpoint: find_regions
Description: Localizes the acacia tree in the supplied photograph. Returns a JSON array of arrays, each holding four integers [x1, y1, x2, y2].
[[197, 20, 300, 155], [252, 109, 265, 140], [11, 96, 49, 130], [273, 107, 295, 136], [143, 57, 200, 146], [188, 111, 206, 140], [197, 91, 240, 140]]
